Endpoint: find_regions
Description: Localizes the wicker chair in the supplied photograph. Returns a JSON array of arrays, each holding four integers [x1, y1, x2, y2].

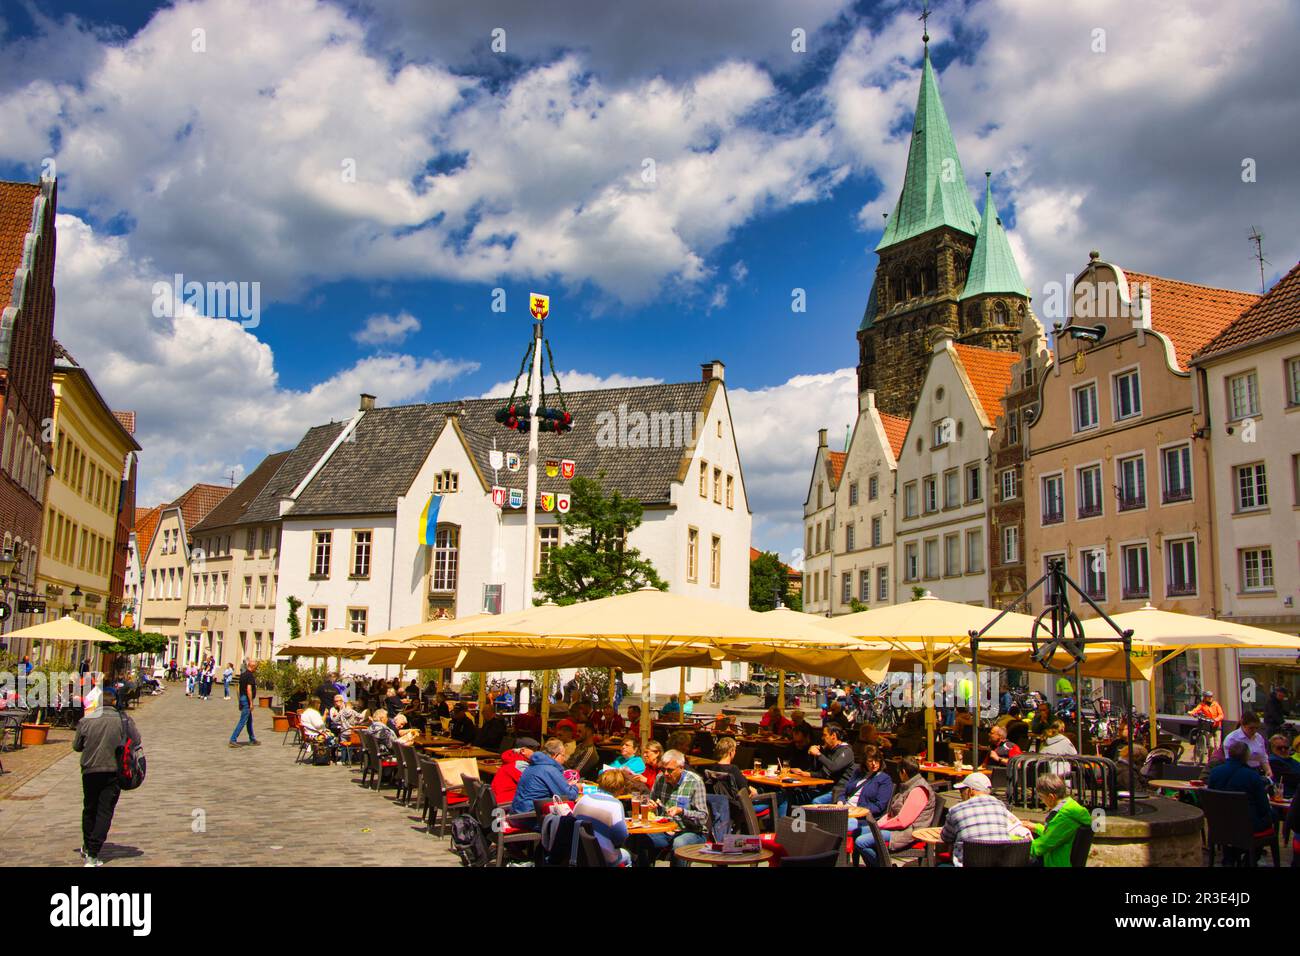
[[419, 757, 468, 837], [961, 840, 1033, 867], [799, 805, 851, 866], [1198, 788, 1279, 867]]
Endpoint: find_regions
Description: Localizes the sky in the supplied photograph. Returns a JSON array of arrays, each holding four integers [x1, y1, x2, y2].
[[1, 0, 1297, 559]]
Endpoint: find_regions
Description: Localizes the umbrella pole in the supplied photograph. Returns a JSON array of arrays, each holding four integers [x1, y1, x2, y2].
[[641, 642, 652, 753], [477, 671, 487, 726], [971, 643, 980, 770], [608, 668, 617, 710], [778, 669, 786, 711], [541, 669, 552, 738], [678, 666, 686, 715], [925, 643, 936, 762], [1148, 668, 1158, 751]]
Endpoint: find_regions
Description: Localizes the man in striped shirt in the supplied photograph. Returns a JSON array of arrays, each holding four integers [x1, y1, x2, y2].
[[940, 772, 1029, 865]]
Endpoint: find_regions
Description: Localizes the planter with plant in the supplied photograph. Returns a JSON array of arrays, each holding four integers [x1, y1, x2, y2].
[[20, 656, 76, 745]]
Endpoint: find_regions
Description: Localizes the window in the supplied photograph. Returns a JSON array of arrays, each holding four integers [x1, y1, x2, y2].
[[859, 569, 870, 603], [871, 516, 882, 548], [1007, 410, 1020, 445], [257, 575, 268, 605], [312, 531, 332, 577], [1077, 465, 1103, 518], [1080, 548, 1106, 600], [944, 534, 961, 577], [923, 477, 938, 513], [699, 461, 708, 497], [1002, 525, 1019, 564], [904, 543, 919, 582], [1121, 544, 1149, 600], [687, 528, 699, 582], [966, 464, 982, 503], [537, 526, 560, 576], [1073, 382, 1099, 432], [932, 421, 950, 447], [1113, 368, 1142, 420], [1288, 357, 1300, 406], [308, 607, 327, 633], [904, 483, 918, 518], [711, 536, 721, 587], [815, 524, 823, 554], [877, 566, 889, 602], [1117, 454, 1146, 510], [868, 475, 879, 501], [351, 530, 372, 578], [1226, 371, 1259, 420], [220, 572, 228, 604], [805, 526, 813, 558], [431, 526, 459, 591], [841, 573, 851, 604], [245, 529, 256, 552], [726, 474, 734, 509], [817, 483, 824, 509], [966, 529, 983, 573], [848, 481, 858, 506], [924, 539, 939, 579], [943, 469, 959, 509], [433, 470, 459, 494], [1234, 463, 1268, 511], [846, 523, 856, 551], [242, 576, 252, 606], [713, 467, 722, 504], [1166, 539, 1198, 597], [1240, 548, 1274, 592], [1000, 469, 1018, 502], [1161, 445, 1192, 503]]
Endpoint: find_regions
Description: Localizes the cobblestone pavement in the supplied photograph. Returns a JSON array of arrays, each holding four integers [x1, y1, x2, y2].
[[0, 686, 459, 867]]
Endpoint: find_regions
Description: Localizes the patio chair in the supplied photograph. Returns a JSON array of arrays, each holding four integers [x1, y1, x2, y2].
[[855, 813, 893, 867], [713, 777, 774, 835], [358, 733, 398, 791], [734, 745, 756, 770], [740, 722, 760, 736], [961, 840, 1033, 867], [281, 711, 302, 747], [1160, 763, 1203, 782], [455, 777, 539, 865], [779, 847, 840, 867], [574, 821, 618, 867], [765, 819, 838, 866], [394, 744, 421, 805], [799, 804, 851, 866], [1198, 788, 1279, 867], [419, 756, 468, 838], [1070, 825, 1094, 867]]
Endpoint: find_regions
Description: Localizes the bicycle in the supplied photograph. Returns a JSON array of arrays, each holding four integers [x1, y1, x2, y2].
[[1188, 716, 1217, 766]]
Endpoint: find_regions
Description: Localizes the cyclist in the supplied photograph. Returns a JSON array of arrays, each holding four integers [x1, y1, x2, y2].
[[1187, 690, 1224, 750]]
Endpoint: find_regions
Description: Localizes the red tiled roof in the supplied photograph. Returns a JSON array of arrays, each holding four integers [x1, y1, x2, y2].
[[827, 451, 847, 488], [132, 504, 165, 557], [953, 344, 1021, 424], [0, 181, 41, 308], [1193, 261, 1300, 361], [169, 482, 234, 534], [880, 412, 910, 459], [113, 411, 136, 434], [1124, 271, 1260, 370], [750, 546, 797, 576], [749, 547, 762, 562]]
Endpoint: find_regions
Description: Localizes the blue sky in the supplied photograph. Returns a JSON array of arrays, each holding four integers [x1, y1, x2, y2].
[[1, 0, 1296, 556]]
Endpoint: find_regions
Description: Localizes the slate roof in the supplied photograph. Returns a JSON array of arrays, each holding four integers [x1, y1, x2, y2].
[[1194, 261, 1300, 362], [238, 422, 347, 524], [876, 47, 980, 251], [279, 381, 713, 518], [953, 344, 1020, 425], [880, 412, 911, 459], [1123, 271, 1259, 370], [0, 180, 42, 310], [192, 451, 291, 532], [960, 174, 1027, 300]]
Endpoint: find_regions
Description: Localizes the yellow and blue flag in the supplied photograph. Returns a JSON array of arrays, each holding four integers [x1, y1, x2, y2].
[[418, 494, 443, 546]]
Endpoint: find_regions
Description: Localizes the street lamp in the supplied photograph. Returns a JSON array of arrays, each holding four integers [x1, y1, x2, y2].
[[70, 585, 83, 614], [0, 548, 16, 586]]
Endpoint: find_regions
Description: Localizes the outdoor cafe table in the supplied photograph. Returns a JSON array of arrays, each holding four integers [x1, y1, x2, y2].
[[917, 762, 980, 781], [911, 826, 946, 867], [626, 818, 678, 836], [674, 844, 773, 867], [743, 771, 834, 790], [429, 746, 498, 759], [1147, 779, 1204, 793]]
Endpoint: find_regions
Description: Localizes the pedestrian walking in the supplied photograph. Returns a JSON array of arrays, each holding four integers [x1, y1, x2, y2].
[[199, 660, 214, 700], [229, 659, 260, 747], [185, 663, 196, 697], [222, 662, 234, 700], [73, 685, 141, 867]]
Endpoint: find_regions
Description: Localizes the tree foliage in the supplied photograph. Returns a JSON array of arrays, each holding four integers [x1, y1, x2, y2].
[[533, 474, 666, 605], [748, 550, 800, 611], [95, 624, 168, 656]]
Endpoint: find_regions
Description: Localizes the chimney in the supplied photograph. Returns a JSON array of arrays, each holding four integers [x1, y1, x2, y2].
[[359, 393, 376, 412], [817, 428, 828, 448], [859, 389, 876, 414], [700, 359, 725, 383], [931, 331, 954, 354]]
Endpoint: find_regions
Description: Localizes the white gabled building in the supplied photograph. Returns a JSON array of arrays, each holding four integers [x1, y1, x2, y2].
[[269, 362, 752, 694]]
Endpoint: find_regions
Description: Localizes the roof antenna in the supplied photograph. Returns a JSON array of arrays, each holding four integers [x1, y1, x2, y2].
[[1247, 226, 1269, 294], [227, 469, 237, 488]]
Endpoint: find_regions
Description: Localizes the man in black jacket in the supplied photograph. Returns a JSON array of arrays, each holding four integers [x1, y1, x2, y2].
[[73, 687, 141, 867], [807, 723, 857, 800]]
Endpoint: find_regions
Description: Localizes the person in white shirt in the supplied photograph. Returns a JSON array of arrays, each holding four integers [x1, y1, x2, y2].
[[1039, 720, 1078, 777], [1223, 712, 1271, 778], [298, 697, 332, 742]]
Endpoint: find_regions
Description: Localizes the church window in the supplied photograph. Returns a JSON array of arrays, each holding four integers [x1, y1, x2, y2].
[[994, 302, 1009, 325]]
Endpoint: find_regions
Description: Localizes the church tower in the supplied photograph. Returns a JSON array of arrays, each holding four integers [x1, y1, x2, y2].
[[855, 37, 1026, 417]]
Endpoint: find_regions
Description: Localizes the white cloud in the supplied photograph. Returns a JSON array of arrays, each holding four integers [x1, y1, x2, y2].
[[52, 214, 477, 504], [477, 369, 663, 400], [730, 260, 749, 283], [354, 310, 421, 346], [728, 368, 859, 555], [707, 285, 729, 312]]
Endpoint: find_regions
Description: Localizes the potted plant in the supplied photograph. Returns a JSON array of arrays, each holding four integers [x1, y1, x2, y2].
[[20, 656, 73, 746]]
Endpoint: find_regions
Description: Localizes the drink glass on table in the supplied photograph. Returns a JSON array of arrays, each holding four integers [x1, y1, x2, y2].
[[753, 760, 762, 773], [630, 793, 642, 820]]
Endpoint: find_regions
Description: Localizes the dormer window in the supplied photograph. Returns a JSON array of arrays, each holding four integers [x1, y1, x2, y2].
[[433, 470, 459, 494]]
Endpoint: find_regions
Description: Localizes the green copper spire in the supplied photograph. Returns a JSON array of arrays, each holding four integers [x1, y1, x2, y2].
[[875, 45, 980, 252], [960, 172, 1027, 301]]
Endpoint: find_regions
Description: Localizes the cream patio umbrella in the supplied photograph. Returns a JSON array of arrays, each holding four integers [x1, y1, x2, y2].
[[821, 594, 1041, 759], [441, 587, 887, 750], [7, 616, 121, 678], [274, 629, 374, 660]]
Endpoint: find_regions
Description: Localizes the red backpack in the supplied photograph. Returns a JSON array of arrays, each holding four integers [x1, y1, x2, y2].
[[114, 713, 146, 791]]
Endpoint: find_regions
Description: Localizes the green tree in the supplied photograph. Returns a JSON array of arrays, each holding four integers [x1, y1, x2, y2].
[[749, 550, 799, 611], [533, 474, 666, 605], [95, 624, 168, 656]]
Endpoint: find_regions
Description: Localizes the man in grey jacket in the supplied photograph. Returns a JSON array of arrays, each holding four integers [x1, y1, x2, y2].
[[73, 686, 141, 867]]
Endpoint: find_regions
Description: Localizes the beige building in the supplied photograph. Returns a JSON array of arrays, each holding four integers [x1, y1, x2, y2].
[[137, 483, 231, 665], [1191, 261, 1300, 705], [802, 434, 843, 614], [186, 452, 288, 668], [33, 350, 139, 666], [1023, 253, 1259, 716]]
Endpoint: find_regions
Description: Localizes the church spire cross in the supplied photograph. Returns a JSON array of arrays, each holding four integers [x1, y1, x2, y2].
[[919, 1, 931, 44]]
